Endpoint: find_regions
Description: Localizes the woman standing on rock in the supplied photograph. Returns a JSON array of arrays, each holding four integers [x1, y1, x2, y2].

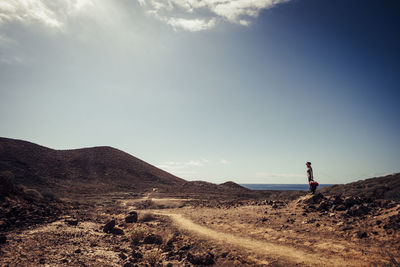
[[306, 162, 317, 194]]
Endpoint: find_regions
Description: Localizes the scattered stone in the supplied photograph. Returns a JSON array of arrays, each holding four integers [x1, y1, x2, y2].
[[74, 248, 81, 253], [103, 219, 116, 233], [143, 234, 163, 244], [187, 252, 215, 266], [61, 259, 68, 263], [384, 214, 400, 231]]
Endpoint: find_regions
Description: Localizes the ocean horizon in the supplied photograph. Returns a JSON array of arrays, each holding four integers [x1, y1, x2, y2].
[[240, 184, 335, 191]]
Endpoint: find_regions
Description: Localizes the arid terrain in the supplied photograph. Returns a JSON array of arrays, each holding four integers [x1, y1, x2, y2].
[[1, 138, 399, 266]]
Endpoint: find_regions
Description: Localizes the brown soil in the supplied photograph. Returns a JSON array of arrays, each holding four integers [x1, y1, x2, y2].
[[1, 191, 399, 266]]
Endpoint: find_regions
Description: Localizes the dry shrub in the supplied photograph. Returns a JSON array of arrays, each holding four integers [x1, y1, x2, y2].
[[130, 227, 146, 246]]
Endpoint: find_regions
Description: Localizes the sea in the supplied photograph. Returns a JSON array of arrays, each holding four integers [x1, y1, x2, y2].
[[240, 184, 334, 191]]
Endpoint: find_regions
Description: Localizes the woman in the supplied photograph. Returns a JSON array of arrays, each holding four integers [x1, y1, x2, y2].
[[306, 162, 316, 194]]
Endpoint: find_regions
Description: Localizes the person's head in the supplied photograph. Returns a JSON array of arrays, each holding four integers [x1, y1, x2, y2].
[[306, 162, 311, 168]]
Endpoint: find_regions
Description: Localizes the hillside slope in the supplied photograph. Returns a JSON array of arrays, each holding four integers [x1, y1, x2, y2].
[[320, 173, 400, 200], [0, 137, 186, 195]]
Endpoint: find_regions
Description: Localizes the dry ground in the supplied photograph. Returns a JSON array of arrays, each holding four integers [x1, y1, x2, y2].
[[1, 191, 399, 266]]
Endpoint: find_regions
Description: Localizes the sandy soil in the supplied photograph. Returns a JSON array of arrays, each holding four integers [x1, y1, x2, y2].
[[1, 192, 399, 266]]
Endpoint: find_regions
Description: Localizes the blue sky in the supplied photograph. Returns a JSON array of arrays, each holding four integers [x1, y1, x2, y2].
[[0, 0, 399, 184]]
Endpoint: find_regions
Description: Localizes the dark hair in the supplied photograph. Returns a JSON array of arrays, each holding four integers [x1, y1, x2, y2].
[[306, 162, 311, 165]]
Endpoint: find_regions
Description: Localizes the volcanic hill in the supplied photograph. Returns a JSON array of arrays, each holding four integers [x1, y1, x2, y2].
[[0, 137, 249, 197]]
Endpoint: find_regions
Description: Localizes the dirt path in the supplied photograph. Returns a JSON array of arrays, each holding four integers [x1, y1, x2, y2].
[[154, 211, 359, 266]]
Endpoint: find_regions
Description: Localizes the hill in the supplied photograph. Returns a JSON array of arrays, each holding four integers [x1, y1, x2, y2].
[[320, 173, 400, 200], [0, 137, 187, 196], [0, 137, 250, 197]]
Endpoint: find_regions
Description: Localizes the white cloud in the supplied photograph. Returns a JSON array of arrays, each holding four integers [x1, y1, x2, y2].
[[220, 159, 231, 164], [0, 0, 93, 28], [157, 159, 207, 175], [165, 17, 217, 32], [138, 0, 290, 31]]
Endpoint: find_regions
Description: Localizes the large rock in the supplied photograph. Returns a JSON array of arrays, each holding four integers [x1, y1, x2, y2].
[[125, 211, 138, 223], [345, 205, 370, 217], [143, 234, 163, 245], [111, 227, 124, 235], [103, 219, 116, 233], [187, 252, 215, 265]]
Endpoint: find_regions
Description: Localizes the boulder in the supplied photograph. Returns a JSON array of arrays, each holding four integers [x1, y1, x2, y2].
[[111, 228, 124, 235], [103, 219, 116, 233], [143, 234, 163, 245], [187, 252, 215, 266], [345, 205, 370, 217], [125, 212, 138, 223]]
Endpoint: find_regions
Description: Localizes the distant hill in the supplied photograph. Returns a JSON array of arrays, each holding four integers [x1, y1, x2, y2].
[[0, 138, 250, 197], [320, 173, 400, 200], [0, 137, 186, 195]]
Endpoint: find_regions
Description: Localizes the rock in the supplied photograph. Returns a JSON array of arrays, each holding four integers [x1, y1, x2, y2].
[[304, 193, 325, 205], [143, 234, 163, 244], [65, 219, 78, 226], [345, 205, 370, 217], [125, 213, 138, 223], [334, 204, 347, 211], [103, 219, 116, 233], [187, 252, 215, 265], [317, 201, 331, 212], [384, 214, 400, 231], [344, 197, 360, 209], [132, 251, 143, 259], [0, 233, 6, 244], [332, 195, 343, 205], [329, 213, 336, 217], [357, 231, 368, 239], [111, 227, 124, 235]]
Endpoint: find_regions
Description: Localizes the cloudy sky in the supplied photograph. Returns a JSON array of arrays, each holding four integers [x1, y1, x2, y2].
[[1, 0, 399, 184]]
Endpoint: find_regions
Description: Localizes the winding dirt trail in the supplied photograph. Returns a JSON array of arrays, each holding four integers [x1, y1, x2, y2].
[[155, 211, 359, 266]]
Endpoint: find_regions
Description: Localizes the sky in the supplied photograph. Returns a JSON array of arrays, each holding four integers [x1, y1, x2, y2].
[[0, 0, 399, 184]]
